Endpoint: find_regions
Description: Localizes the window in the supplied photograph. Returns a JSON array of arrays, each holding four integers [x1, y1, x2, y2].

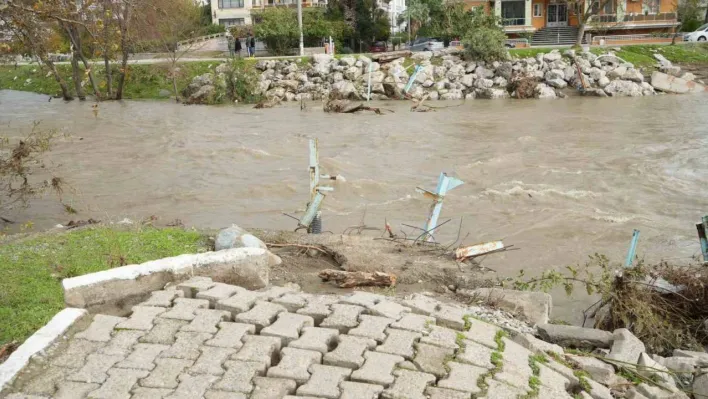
[[642, 0, 659, 14], [219, 18, 245, 27], [533, 3, 542, 17], [218, 0, 244, 8], [501, 0, 525, 25], [591, 0, 613, 14]]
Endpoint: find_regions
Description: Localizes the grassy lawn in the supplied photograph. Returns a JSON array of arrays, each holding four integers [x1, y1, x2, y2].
[[0, 227, 210, 347]]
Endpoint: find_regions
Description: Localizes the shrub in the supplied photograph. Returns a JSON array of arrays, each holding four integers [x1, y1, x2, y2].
[[204, 24, 226, 35], [462, 12, 507, 62]]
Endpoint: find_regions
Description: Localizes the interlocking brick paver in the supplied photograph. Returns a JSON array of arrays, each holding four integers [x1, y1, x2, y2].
[[54, 381, 100, 399], [349, 315, 394, 343], [140, 358, 194, 389], [273, 293, 310, 312], [546, 358, 579, 384], [296, 295, 338, 325], [116, 306, 166, 330], [320, 304, 365, 333], [189, 346, 237, 375], [412, 342, 455, 378], [140, 318, 188, 345], [75, 315, 126, 342], [456, 339, 494, 369], [438, 362, 486, 394], [402, 294, 440, 315], [376, 328, 421, 359], [391, 313, 435, 333], [382, 369, 436, 399], [159, 331, 212, 360], [500, 338, 533, 375], [539, 386, 575, 399], [432, 304, 468, 331], [130, 387, 175, 399], [351, 351, 404, 387], [296, 364, 351, 399], [323, 335, 376, 369], [205, 322, 255, 348], [258, 285, 299, 300], [339, 291, 384, 307], [160, 298, 210, 321], [213, 360, 266, 393], [289, 326, 339, 353], [234, 301, 287, 331], [368, 300, 411, 320], [115, 343, 169, 370], [52, 339, 105, 368], [181, 309, 231, 334], [340, 381, 384, 399], [165, 373, 218, 399], [86, 367, 149, 399], [204, 391, 248, 399], [539, 363, 573, 391], [465, 319, 502, 349], [216, 290, 266, 314], [267, 347, 322, 383], [14, 366, 64, 396], [176, 276, 216, 298], [420, 326, 461, 350], [196, 283, 245, 307], [98, 330, 145, 357], [232, 335, 282, 368], [261, 312, 314, 345], [251, 377, 298, 399], [479, 378, 525, 399], [140, 290, 183, 307], [425, 387, 473, 399], [67, 353, 125, 384]]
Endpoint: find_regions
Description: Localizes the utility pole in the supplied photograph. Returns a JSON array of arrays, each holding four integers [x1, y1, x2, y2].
[[298, 0, 304, 56], [407, 0, 411, 45]]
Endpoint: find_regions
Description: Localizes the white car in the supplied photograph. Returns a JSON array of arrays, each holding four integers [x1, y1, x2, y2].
[[684, 23, 708, 42], [409, 37, 445, 52]]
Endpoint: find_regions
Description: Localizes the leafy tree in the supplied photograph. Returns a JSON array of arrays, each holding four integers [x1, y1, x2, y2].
[[253, 8, 298, 55], [676, 0, 703, 32], [462, 9, 506, 61], [400, 0, 431, 37]]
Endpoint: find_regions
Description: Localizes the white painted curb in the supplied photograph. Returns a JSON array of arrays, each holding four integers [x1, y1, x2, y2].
[[0, 308, 87, 392]]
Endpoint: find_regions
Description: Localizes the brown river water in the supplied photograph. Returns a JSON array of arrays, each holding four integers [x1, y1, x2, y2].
[[2, 89, 707, 319]]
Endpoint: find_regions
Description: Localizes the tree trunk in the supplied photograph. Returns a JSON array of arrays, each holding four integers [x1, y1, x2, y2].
[[70, 54, 86, 101], [115, 3, 131, 100], [705, 6, 708, 23], [318, 269, 397, 288], [575, 20, 587, 47], [171, 60, 179, 103], [64, 23, 102, 100], [103, 15, 113, 98], [41, 56, 73, 100]]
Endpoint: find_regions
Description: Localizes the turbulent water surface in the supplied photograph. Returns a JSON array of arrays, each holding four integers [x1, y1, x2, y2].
[[2, 89, 707, 316]]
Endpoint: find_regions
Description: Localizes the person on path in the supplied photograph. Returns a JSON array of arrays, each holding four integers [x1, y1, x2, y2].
[[227, 35, 235, 57], [234, 36, 242, 57], [246, 34, 253, 57], [249, 35, 256, 58]]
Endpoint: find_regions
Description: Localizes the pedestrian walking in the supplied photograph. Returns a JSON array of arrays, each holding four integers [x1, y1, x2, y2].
[[234, 37, 242, 57], [246, 33, 253, 57], [249, 35, 256, 58], [227, 35, 235, 57]]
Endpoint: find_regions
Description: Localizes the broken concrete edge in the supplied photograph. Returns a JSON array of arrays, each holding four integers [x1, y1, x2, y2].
[[0, 308, 88, 393], [62, 247, 279, 311]]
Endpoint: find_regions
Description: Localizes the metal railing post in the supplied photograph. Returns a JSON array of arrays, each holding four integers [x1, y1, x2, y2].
[[624, 229, 640, 268]]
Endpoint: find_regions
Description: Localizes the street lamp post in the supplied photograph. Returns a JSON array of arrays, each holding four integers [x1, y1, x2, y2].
[[297, 0, 304, 56]]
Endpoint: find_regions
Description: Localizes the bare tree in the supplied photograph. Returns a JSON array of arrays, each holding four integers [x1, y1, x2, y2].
[[114, 0, 134, 100], [572, 0, 622, 46]]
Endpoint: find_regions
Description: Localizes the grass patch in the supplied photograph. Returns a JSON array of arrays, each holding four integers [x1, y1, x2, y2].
[[495, 329, 509, 351], [509, 48, 553, 59], [574, 370, 593, 393], [0, 226, 209, 347]]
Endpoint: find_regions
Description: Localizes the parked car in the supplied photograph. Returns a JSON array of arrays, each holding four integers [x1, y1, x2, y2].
[[370, 41, 388, 53], [409, 37, 445, 52], [684, 23, 708, 42]]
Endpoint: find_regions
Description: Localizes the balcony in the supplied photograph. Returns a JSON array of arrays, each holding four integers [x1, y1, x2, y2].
[[590, 12, 677, 24], [251, 0, 327, 7], [502, 17, 527, 26]]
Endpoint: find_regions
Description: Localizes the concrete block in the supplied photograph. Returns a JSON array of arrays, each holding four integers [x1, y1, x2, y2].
[[67, 353, 125, 384], [425, 387, 472, 399], [479, 379, 527, 399], [323, 335, 376, 369], [140, 358, 194, 388], [545, 359, 580, 386], [432, 304, 467, 330], [438, 362, 486, 394], [86, 368, 149, 399], [467, 288, 552, 325], [98, 330, 145, 357], [160, 298, 210, 321], [232, 335, 282, 368], [177, 277, 216, 298], [251, 377, 297, 399], [607, 328, 645, 364], [258, 285, 300, 300], [401, 294, 440, 315], [131, 387, 175, 399], [159, 331, 212, 360], [189, 346, 237, 375], [196, 283, 245, 307], [267, 348, 322, 383], [420, 326, 460, 350], [273, 293, 311, 312], [456, 339, 493, 369], [205, 322, 255, 349], [296, 295, 338, 325], [537, 324, 613, 349], [213, 361, 266, 393], [349, 315, 394, 343], [53, 339, 105, 368], [412, 342, 455, 377], [261, 313, 315, 345], [296, 364, 351, 399], [204, 391, 248, 399], [375, 328, 422, 359], [538, 386, 575, 399], [693, 373, 708, 399], [465, 319, 501, 349], [391, 314, 435, 333], [340, 381, 384, 399], [368, 301, 411, 320], [140, 318, 188, 345], [117, 306, 166, 331], [586, 378, 614, 399], [165, 373, 218, 399], [650, 71, 708, 94], [382, 369, 436, 399], [76, 314, 126, 342], [513, 333, 564, 356], [351, 351, 404, 387], [567, 354, 617, 385], [234, 301, 287, 332], [115, 343, 169, 370], [63, 248, 272, 310], [216, 290, 265, 314], [141, 290, 183, 307], [182, 309, 231, 334], [289, 327, 339, 354], [321, 304, 366, 333], [54, 381, 100, 399], [339, 291, 384, 307], [538, 363, 572, 391]]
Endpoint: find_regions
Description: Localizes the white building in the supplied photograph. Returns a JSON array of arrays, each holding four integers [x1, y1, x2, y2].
[[380, 0, 406, 33], [210, 0, 329, 27]]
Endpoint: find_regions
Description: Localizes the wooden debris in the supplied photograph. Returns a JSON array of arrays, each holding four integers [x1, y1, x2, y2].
[[254, 98, 281, 109], [371, 50, 412, 63], [65, 219, 100, 229], [323, 99, 392, 115], [319, 269, 397, 288]]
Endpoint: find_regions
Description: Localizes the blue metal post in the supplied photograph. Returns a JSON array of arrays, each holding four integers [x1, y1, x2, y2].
[[624, 229, 640, 268], [404, 65, 423, 94], [366, 61, 373, 101], [417, 173, 464, 242], [697, 216, 708, 262]]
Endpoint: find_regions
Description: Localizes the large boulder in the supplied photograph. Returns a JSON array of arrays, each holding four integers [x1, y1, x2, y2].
[[567, 354, 618, 385], [344, 66, 363, 81], [331, 81, 358, 99], [476, 88, 509, 99], [534, 83, 557, 99], [545, 69, 565, 81], [537, 324, 613, 349], [187, 84, 215, 104], [651, 71, 708, 94], [606, 328, 645, 364], [360, 70, 385, 84], [466, 288, 551, 325], [475, 65, 495, 79], [588, 67, 606, 81], [694, 373, 708, 399], [313, 53, 333, 64], [215, 225, 267, 251], [440, 90, 464, 100], [638, 353, 675, 389], [607, 65, 628, 80], [622, 68, 644, 83], [604, 80, 643, 97], [460, 74, 476, 88], [496, 62, 513, 80], [411, 51, 433, 61], [474, 78, 494, 89], [340, 56, 356, 67], [543, 50, 562, 62], [546, 78, 567, 89]]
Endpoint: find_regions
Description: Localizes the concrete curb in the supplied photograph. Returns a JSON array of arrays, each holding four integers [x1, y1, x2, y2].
[[63, 247, 275, 311], [0, 308, 88, 392]]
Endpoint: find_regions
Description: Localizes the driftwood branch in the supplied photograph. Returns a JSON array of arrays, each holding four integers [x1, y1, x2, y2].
[[319, 269, 397, 288]]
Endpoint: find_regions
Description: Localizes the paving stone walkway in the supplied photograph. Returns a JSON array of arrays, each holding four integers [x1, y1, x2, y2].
[[4, 277, 598, 399]]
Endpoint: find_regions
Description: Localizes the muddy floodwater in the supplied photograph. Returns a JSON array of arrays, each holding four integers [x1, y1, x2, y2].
[[2, 89, 707, 319]]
